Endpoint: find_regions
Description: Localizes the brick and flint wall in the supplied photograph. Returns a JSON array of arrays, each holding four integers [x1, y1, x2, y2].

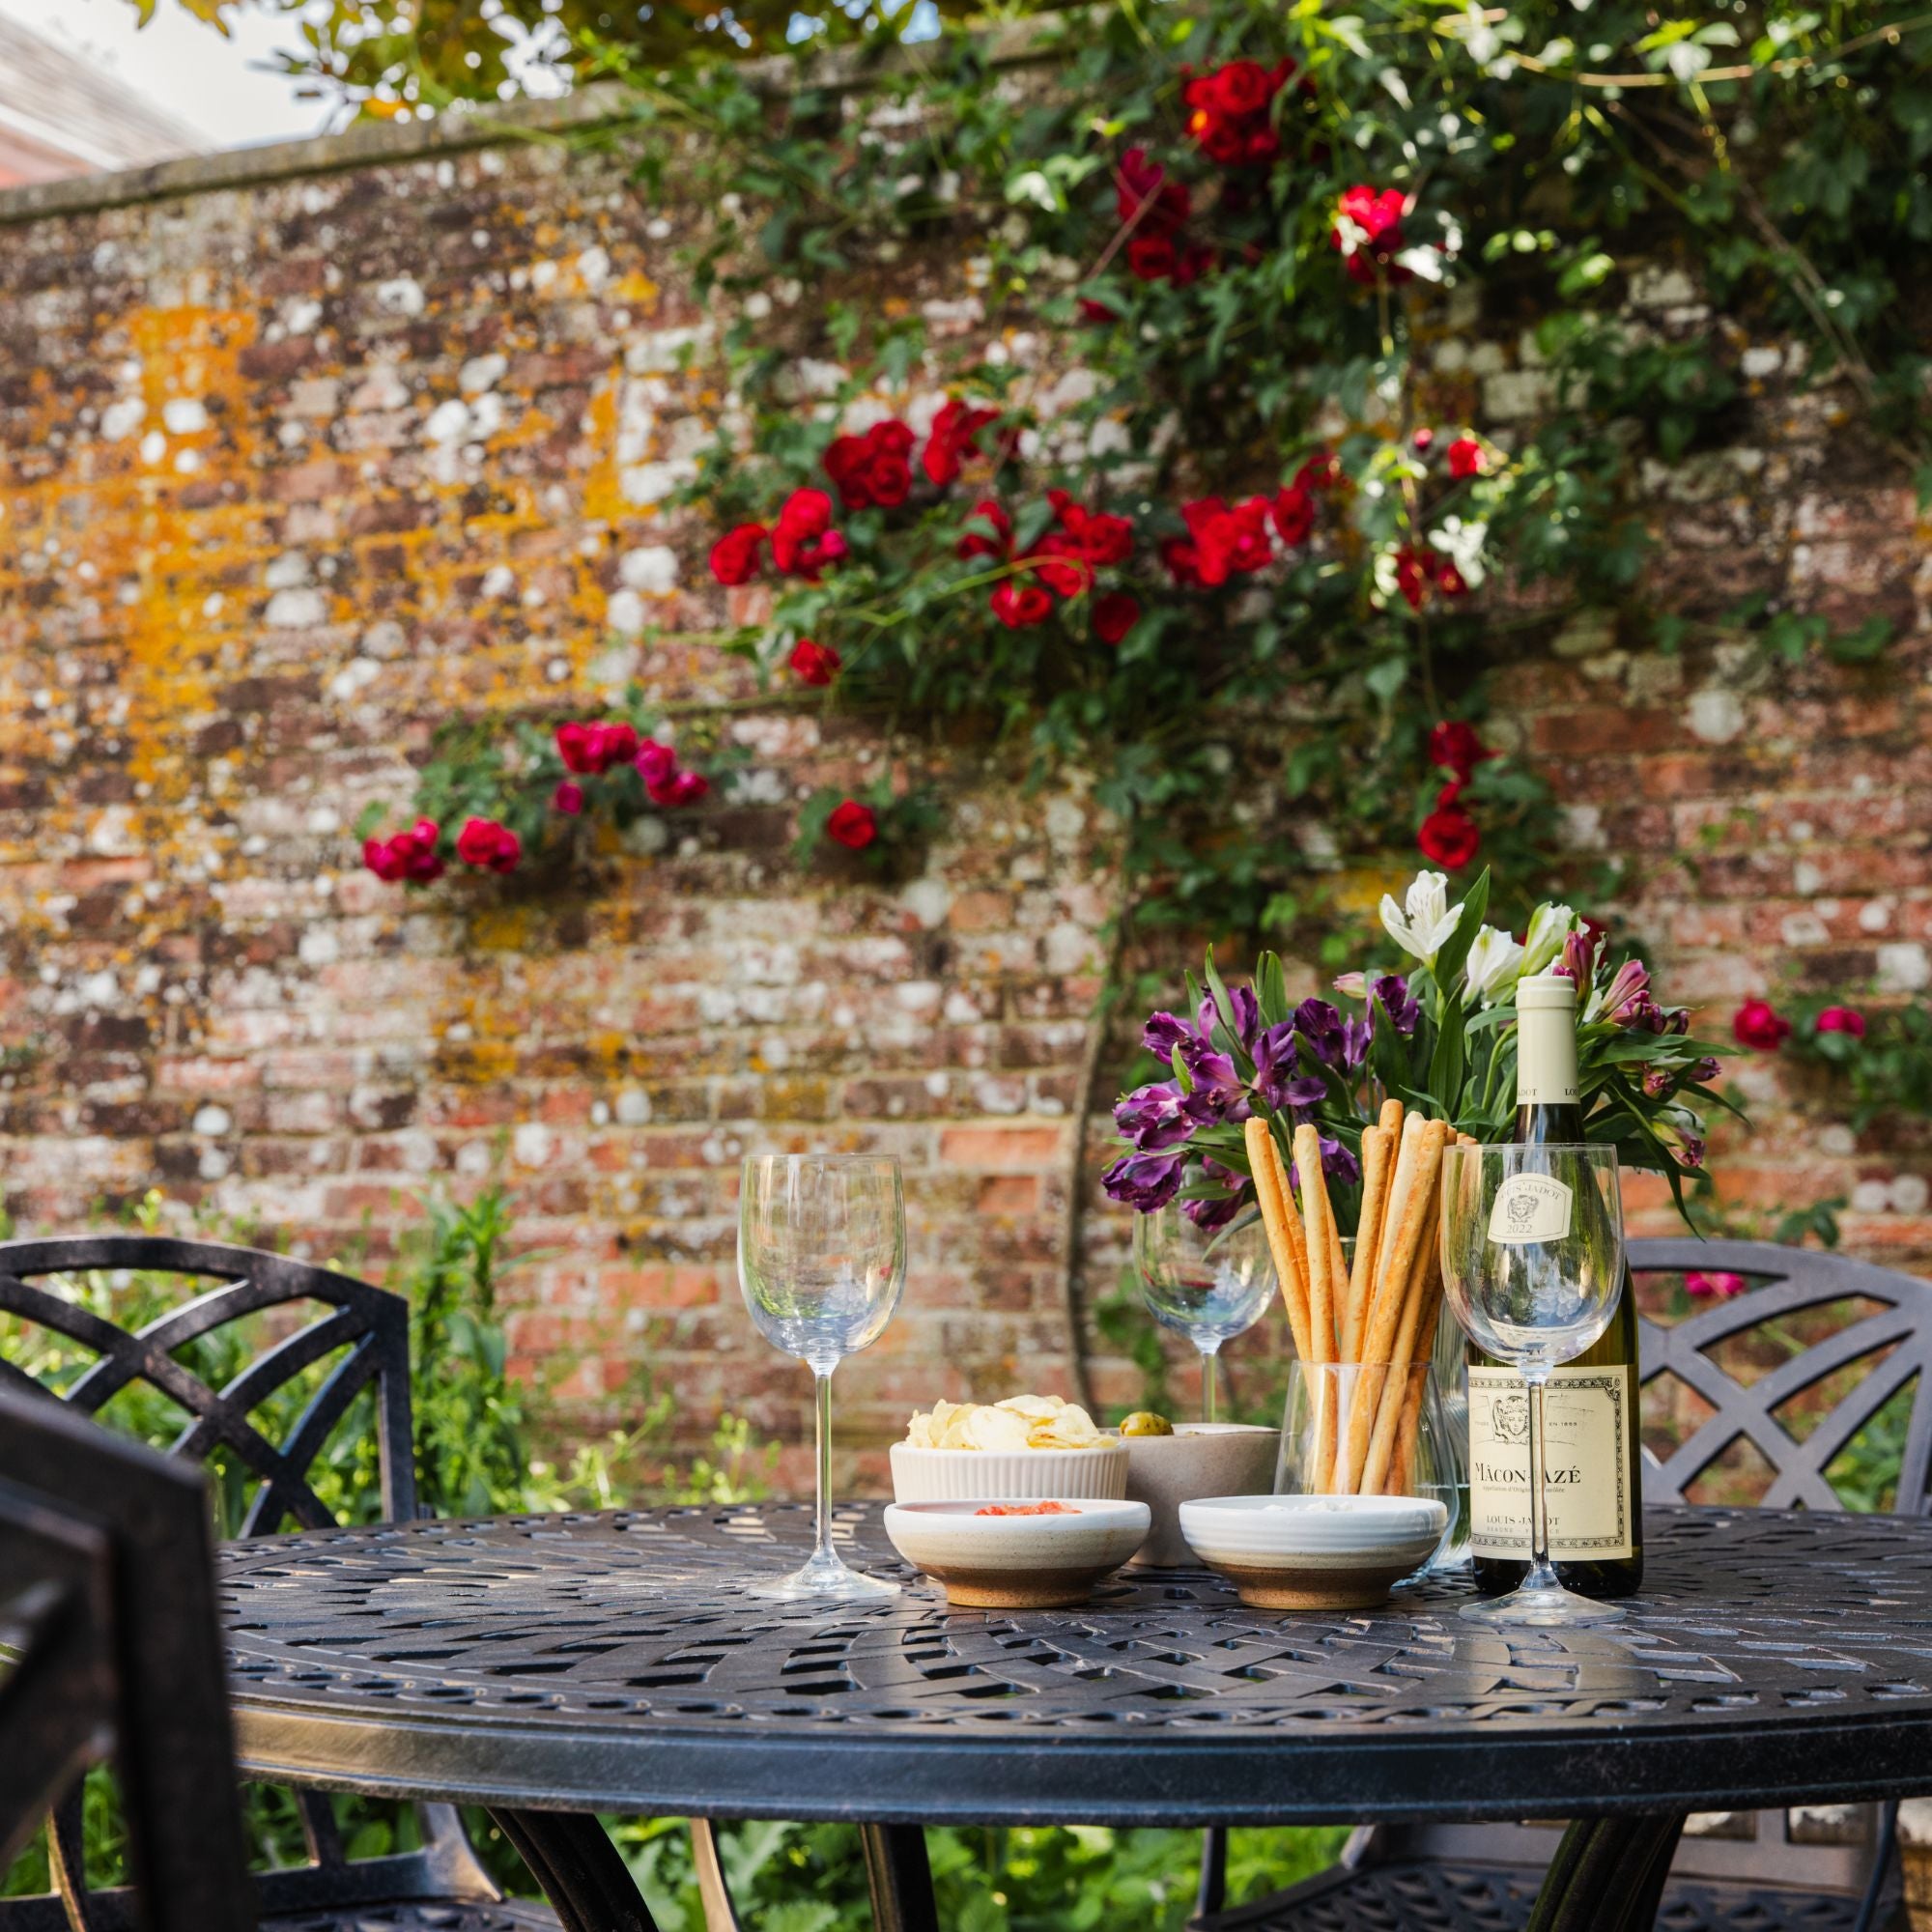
[[0, 97, 1925, 1486]]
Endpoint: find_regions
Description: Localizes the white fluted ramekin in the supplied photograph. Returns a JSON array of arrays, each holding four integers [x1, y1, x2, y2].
[[889, 1440, 1129, 1504]]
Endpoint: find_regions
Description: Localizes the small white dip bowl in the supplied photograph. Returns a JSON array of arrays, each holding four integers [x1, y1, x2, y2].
[[888, 1440, 1129, 1505], [1179, 1492, 1448, 1609], [883, 1498, 1151, 1608]]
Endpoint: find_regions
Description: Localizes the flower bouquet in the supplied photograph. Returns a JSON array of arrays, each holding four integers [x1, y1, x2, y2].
[[1105, 867, 1728, 1231]]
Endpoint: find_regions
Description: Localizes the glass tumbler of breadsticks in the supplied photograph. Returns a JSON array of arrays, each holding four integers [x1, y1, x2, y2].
[[1243, 1106, 1469, 1566]]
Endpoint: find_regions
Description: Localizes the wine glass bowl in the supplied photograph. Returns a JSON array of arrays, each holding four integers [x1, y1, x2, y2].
[[1133, 1208, 1276, 1421], [739, 1154, 906, 1601], [1439, 1142, 1625, 1628]]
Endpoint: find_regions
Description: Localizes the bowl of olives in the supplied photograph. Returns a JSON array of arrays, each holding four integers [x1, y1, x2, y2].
[[1121, 1417, 1281, 1567]]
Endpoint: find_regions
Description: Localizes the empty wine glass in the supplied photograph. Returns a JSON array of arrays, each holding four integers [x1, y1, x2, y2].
[[739, 1154, 906, 1602], [1438, 1142, 1625, 1628], [1133, 1208, 1276, 1421]]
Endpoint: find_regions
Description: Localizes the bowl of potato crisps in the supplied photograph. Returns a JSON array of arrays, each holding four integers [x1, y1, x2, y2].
[[890, 1395, 1128, 1503]]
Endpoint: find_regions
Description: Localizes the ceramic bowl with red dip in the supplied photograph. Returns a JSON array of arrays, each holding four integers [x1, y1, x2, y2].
[[881, 1497, 1151, 1608]]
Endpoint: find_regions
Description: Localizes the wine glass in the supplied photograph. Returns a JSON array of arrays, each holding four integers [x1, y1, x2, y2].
[[1133, 1208, 1276, 1421], [1438, 1142, 1626, 1628], [739, 1154, 905, 1602]]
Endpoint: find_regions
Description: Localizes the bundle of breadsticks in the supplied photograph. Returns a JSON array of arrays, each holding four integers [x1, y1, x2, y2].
[[1243, 1105, 1475, 1497]]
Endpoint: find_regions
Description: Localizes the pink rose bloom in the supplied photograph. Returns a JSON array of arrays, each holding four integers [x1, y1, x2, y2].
[[1685, 1270, 1746, 1299], [1815, 1006, 1866, 1037]]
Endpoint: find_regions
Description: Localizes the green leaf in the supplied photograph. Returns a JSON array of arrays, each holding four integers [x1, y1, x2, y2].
[[1429, 986, 1466, 1111], [1431, 868, 1491, 994]]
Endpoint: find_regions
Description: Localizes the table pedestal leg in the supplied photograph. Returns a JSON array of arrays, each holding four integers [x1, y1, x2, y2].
[[491, 1808, 660, 1932], [1526, 1815, 1685, 1932], [861, 1822, 939, 1932]]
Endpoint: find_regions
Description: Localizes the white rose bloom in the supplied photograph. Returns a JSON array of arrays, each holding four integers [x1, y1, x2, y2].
[[1379, 870, 1463, 965], [1520, 902, 1578, 977], [1463, 924, 1526, 1005]]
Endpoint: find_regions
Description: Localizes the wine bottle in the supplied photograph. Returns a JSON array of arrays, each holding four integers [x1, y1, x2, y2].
[[1466, 973, 1644, 1598]]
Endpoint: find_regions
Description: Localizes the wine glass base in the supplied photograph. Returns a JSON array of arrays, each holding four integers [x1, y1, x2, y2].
[[748, 1549, 900, 1603], [1461, 1582, 1624, 1629]]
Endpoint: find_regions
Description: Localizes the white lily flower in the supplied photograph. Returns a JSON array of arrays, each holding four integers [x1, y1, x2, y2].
[[1520, 902, 1578, 977], [1379, 869, 1463, 966], [1463, 924, 1526, 1006]]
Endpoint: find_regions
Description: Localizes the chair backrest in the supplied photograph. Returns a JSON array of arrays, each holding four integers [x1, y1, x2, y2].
[[1370, 1238, 1926, 1909], [0, 1236, 498, 1929], [0, 1387, 256, 1932], [1631, 1236, 1932, 1515], [0, 1236, 416, 1533]]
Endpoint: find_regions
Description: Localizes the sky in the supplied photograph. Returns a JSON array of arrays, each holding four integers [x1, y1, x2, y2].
[[0, 0, 337, 150]]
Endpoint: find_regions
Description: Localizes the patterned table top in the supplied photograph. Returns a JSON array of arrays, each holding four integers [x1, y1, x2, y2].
[[217, 1502, 1932, 1826]]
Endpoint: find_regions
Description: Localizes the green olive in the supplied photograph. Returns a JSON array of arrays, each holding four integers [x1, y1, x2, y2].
[[1119, 1410, 1174, 1437]]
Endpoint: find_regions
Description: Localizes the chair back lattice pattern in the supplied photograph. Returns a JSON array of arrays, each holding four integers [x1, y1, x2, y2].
[[0, 1388, 256, 1932], [0, 1236, 416, 1534], [0, 1236, 499, 1931], [1631, 1236, 1932, 1516]]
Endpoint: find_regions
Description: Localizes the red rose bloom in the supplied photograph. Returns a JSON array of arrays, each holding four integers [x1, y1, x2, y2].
[[1181, 59, 1296, 168], [957, 499, 1011, 560], [455, 816, 522, 874], [1078, 297, 1120, 325], [1127, 236, 1179, 283], [991, 581, 1054, 628], [636, 739, 675, 788], [1050, 494, 1134, 566], [1116, 147, 1189, 237], [1165, 496, 1274, 587], [1294, 450, 1341, 494], [827, 800, 878, 851], [363, 818, 443, 885], [1816, 1006, 1866, 1037], [709, 522, 767, 586], [1271, 483, 1315, 546], [823, 420, 915, 510], [1435, 559, 1469, 598], [923, 399, 999, 487], [556, 721, 639, 775], [1733, 998, 1792, 1051], [789, 639, 842, 687], [1331, 185, 1411, 286], [771, 488, 848, 580], [1094, 592, 1141, 644], [1417, 802, 1480, 869], [1446, 436, 1486, 479], [1027, 533, 1094, 599], [1428, 721, 1492, 780], [1394, 546, 1430, 611], [553, 781, 584, 816], [648, 769, 709, 808]]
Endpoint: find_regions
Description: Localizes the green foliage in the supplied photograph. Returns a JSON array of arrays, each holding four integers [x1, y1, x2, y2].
[[575, 0, 1929, 939], [1791, 998, 1932, 1128]]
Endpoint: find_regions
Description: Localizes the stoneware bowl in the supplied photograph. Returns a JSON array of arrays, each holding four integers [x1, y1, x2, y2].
[[882, 1498, 1151, 1608], [1123, 1423, 1279, 1567], [889, 1440, 1129, 1505], [1179, 1492, 1448, 1610]]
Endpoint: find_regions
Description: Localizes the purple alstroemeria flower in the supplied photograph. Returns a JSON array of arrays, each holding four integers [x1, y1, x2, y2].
[[1558, 926, 1600, 987], [1182, 1158, 1252, 1232], [1370, 973, 1420, 1037], [1642, 1065, 1673, 1099], [1143, 1010, 1196, 1058], [1226, 985, 1262, 1056], [1676, 1132, 1707, 1171], [1177, 1036, 1248, 1119], [1320, 1135, 1362, 1188], [1252, 1022, 1326, 1114], [1341, 1017, 1372, 1068], [1690, 1056, 1720, 1084], [1114, 1080, 1195, 1151], [1293, 997, 1349, 1067], [1102, 1150, 1185, 1212]]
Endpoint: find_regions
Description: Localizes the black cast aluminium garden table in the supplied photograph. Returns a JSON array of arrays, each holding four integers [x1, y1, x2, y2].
[[217, 1501, 1932, 1932]]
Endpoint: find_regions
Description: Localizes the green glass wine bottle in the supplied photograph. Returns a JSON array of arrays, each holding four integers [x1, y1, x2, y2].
[[1465, 973, 1644, 1599]]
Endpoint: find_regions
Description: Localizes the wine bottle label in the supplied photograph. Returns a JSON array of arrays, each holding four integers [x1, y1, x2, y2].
[[1488, 1173, 1574, 1244], [1466, 1363, 1635, 1560]]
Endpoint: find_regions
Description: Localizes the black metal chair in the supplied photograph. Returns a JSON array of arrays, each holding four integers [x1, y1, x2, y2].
[[1192, 1237, 1926, 1932], [0, 1385, 256, 1932], [0, 1236, 553, 1932]]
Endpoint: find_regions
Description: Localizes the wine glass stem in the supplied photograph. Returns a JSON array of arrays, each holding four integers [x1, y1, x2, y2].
[[812, 1363, 837, 1568], [1201, 1343, 1220, 1424], [1524, 1369, 1560, 1594]]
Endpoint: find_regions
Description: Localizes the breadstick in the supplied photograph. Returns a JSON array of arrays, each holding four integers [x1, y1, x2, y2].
[[1340, 1117, 1421, 1491], [1245, 1118, 1313, 1365], [1388, 1130, 1476, 1491], [1293, 1125, 1343, 1491], [1348, 1118, 1447, 1492], [1341, 1126, 1393, 1362], [1362, 1129, 1448, 1492], [1378, 1097, 1404, 1142], [1293, 1125, 1337, 1365]]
